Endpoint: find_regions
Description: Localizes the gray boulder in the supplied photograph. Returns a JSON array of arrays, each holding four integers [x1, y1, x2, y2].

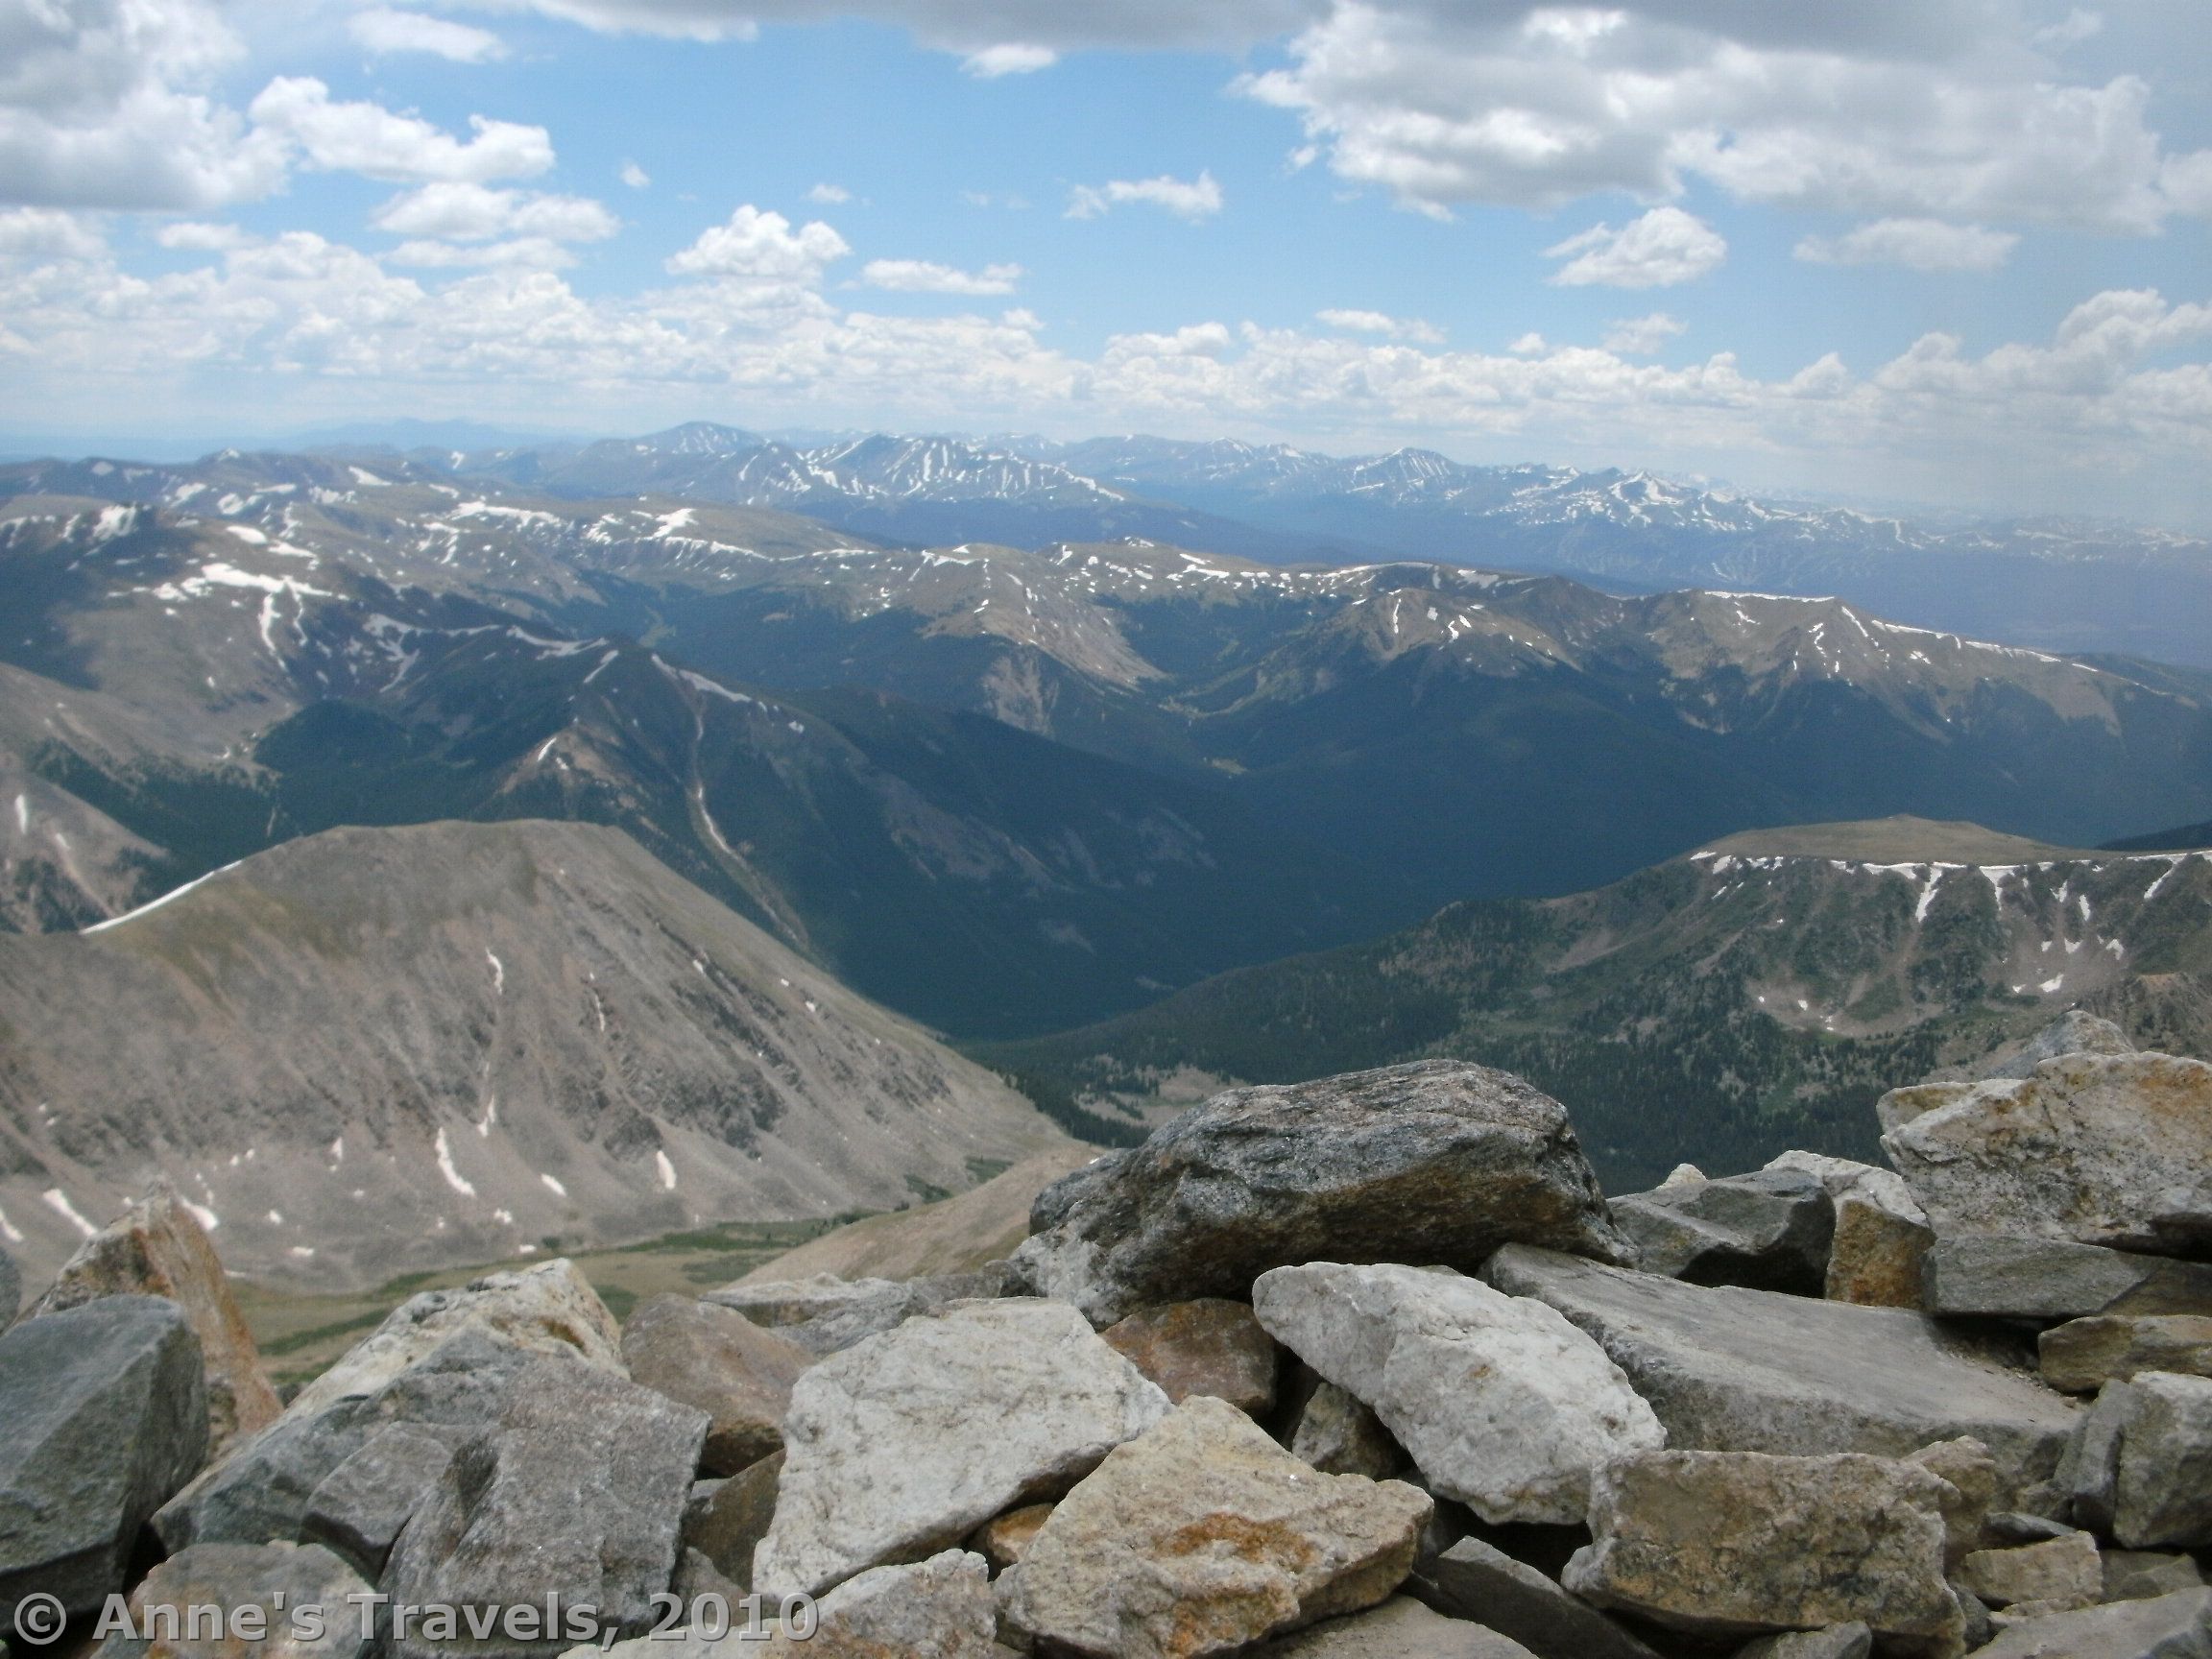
[[0, 1243, 16, 1325], [2063, 1373, 2212, 1549], [753, 1298, 1169, 1599], [300, 1422, 459, 1578], [88, 1540, 367, 1659], [1610, 1166, 1835, 1295], [1563, 1450, 1961, 1649], [0, 1294, 208, 1622], [1408, 1538, 1666, 1659], [1250, 1597, 1541, 1657], [2040, 1315, 2212, 1393], [1482, 1246, 2080, 1502], [1969, 1587, 2212, 1657], [379, 1355, 709, 1658], [2102, 1550, 2210, 1603], [1971, 1012, 2137, 1082], [1291, 1382, 1407, 1479], [1252, 1262, 1664, 1525], [155, 1327, 536, 1553], [704, 1267, 1004, 1357], [1010, 1061, 1634, 1328], [1880, 1051, 2212, 1259], [1926, 1236, 2212, 1319], [289, 1258, 622, 1416], [1766, 1152, 1934, 1309]]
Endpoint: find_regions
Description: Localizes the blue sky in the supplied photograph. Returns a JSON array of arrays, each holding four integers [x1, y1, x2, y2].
[[2, 1, 2209, 526]]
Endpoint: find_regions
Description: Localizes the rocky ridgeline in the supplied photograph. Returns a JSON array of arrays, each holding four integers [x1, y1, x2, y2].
[[2, 1024, 2210, 1657]]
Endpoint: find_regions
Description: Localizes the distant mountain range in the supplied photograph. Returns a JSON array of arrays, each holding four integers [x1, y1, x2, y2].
[[6, 446, 2212, 1042], [383, 422, 2212, 669], [982, 817, 2212, 1192]]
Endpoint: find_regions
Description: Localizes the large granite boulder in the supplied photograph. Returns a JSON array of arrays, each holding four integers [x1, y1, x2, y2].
[[300, 1422, 460, 1578], [289, 1259, 622, 1416], [1563, 1450, 1961, 1650], [379, 1355, 709, 1658], [619, 1294, 812, 1475], [1482, 1246, 2080, 1501], [1249, 1598, 1539, 1657], [753, 1298, 1169, 1599], [1251, 1262, 1663, 1525], [1969, 1587, 2212, 1657], [1609, 1166, 1836, 1295], [1879, 1052, 2212, 1258], [1957, 1531, 2103, 1613], [1924, 1236, 2212, 1319], [32, 1178, 281, 1458], [705, 1267, 1005, 1357], [1766, 1152, 1935, 1308], [0, 1295, 208, 1623], [2063, 1372, 2212, 1548], [1099, 1298, 1281, 1417], [998, 1395, 1433, 1657], [2040, 1315, 2212, 1393], [155, 1327, 537, 1553], [88, 1540, 367, 1659], [1009, 1061, 1634, 1328], [1407, 1538, 1665, 1659]]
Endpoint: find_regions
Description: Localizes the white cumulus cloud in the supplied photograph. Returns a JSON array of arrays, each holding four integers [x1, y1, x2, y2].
[[962, 43, 1057, 77], [861, 258, 1022, 295], [1546, 208, 1725, 289], [1315, 307, 1442, 343], [372, 182, 618, 244], [1067, 170, 1223, 222], [1602, 312, 1687, 355], [349, 8, 509, 62], [1795, 218, 2020, 274], [0, 206, 105, 259], [250, 79, 554, 183], [666, 204, 850, 281], [1238, 1, 2203, 235]]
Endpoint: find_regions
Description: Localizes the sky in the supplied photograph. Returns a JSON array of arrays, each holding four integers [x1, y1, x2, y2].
[[2, 1, 2210, 526]]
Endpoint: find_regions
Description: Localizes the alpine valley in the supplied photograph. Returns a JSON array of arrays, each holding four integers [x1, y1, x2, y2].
[[3, 429, 2210, 1285]]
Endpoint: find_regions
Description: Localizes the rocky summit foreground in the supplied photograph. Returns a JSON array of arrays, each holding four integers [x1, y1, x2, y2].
[[1, 1037, 2209, 1656]]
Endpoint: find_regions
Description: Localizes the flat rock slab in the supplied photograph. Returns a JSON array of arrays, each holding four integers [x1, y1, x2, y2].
[[1482, 1246, 2079, 1502], [1969, 1587, 2212, 1658], [1247, 1597, 1539, 1657], [2040, 1315, 2212, 1392], [1408, 1538, 1665, 1659], [753, 1298, 1169, 1599], [620, 1294, 812, 1475], [289, 1259, 622, 1416], [379, 1355, 709, 1659], [1880, 1052, 2212, 1257], [1100, 1298, 1281, 1416], [33, 1178, 281, 1459], [1010, 1061, 1633, 1328], [300, 1422, 459, 1578], [1564, 1451, 1959, 1648], [0, 1294, 209, 1622], [1000, 1395, 1433, 1658], [1959, 1532, 2103, 1612], [1252, 1263, 1663, 1525], [1927, 1236, 2212, 1319], [89, 1541, 367, 1659]]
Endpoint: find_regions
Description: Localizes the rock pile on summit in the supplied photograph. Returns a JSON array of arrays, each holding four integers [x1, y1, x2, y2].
[[2, 1040, 2209, 1656]]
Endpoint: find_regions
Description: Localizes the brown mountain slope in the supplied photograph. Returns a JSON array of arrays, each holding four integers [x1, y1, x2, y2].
[[0, 819, 1069, 1289]]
